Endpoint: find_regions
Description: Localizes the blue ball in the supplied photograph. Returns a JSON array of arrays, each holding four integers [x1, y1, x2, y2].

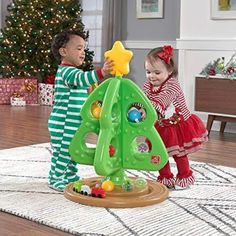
[[128, 108, 142, 123]]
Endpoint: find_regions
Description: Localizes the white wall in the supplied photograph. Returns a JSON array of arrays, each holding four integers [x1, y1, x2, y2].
[[123, 0, 180, 87], [177, 0, 236, 133], [180, 0, 236, 38]]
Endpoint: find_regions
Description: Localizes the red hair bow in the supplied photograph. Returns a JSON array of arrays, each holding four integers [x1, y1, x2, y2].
[[157, 45, 173, 64]]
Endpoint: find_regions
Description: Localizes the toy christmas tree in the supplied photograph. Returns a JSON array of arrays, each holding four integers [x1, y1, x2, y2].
[[0, 0, 93, 80], [69, 41, 168, 186]]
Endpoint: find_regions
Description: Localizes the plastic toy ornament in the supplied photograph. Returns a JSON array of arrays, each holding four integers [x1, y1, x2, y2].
[[104, 41, 133, 76], [128, 108, 142, 123], [122, 181, 134, 192], [134, 177, 147, 189], [92, 106, 101, 119], [137, 142, 149, 153], [109, 144, 115, 157], [102, 180, 115, 192]]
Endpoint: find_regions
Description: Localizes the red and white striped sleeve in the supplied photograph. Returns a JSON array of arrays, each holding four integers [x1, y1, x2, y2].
[[143, 80, 181, 117]]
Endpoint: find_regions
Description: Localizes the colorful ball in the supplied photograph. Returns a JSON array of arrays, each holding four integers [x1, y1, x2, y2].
[[109, 144, 116, 157], [92, 106, 101, 119], [128, 108, 142, 123], [101, 180, 115, 192], [137, 142, 149, 153], [122, 181, 133, 192]]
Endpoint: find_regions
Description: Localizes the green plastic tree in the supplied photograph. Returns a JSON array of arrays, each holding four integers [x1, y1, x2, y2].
[[0, 0, 94, 80], [69, 41, 169, 186]]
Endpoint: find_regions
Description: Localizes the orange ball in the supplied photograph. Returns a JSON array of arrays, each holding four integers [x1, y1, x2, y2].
[[92, 106, 101, 119], [101, 180, 115, 192]]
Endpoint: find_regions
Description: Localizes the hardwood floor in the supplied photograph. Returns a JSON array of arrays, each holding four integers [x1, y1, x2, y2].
[[0, 105, 51, 149], [0, 105, 236, 236], [0, 105, 73, 236], [189, 131, 236, 168]]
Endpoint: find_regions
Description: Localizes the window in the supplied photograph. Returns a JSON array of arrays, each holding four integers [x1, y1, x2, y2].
[[0, 0, 2, 29], [81, 0, 103, 63]]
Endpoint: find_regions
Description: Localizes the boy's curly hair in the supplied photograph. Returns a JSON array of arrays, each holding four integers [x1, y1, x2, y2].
[[51, 30, 86, 62]]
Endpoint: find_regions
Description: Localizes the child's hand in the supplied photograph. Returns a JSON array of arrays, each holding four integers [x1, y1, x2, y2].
[[88, 83, 98, 94], [101, 58, 114, 77]]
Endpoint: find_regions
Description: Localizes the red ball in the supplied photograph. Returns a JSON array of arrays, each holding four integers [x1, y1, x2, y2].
[[109, 145, 115, 157]]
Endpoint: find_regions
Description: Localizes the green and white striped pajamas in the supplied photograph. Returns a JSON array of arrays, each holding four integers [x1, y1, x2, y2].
[[48, 65, 101, 191]]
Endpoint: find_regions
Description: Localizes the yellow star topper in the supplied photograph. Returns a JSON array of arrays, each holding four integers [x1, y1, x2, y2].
[[104, 41, 133, 77]]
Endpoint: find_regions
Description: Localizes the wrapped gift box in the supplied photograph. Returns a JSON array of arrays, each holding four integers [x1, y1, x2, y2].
[[38, 83, 54, 106], [0, 78, 38, 105], [10, 96, 26, 106]]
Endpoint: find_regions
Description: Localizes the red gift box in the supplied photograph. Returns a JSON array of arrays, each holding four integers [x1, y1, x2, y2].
[[0, 78, 38, 105]]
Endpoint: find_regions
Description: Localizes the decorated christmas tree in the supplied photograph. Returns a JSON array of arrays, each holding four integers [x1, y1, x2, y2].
[[0, 0, 94, 81]]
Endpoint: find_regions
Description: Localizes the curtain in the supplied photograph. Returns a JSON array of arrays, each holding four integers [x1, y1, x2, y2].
[[101, 0, 123, 61]]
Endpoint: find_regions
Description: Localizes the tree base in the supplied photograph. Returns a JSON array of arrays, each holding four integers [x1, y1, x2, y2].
[[64, 177, 169, 208]]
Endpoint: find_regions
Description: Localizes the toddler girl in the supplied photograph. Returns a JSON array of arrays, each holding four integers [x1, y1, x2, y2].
[[143, 45, 208, 189]]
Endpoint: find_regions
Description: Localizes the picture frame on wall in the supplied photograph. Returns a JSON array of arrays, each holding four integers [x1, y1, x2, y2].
[[136, 0, 163, 19], [211, 0, 236, 19]]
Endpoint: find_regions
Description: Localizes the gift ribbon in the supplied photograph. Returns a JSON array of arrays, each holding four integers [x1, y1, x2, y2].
[[12, 91, 23, 98], [20, 79, 36, 93]]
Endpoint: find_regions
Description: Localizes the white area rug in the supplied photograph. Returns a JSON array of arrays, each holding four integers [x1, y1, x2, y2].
[[0, 143, 236, 236]]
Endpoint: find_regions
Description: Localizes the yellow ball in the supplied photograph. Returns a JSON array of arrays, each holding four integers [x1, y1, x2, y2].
[[92, 106, 101, 119], [101, 180, 115, 192]]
